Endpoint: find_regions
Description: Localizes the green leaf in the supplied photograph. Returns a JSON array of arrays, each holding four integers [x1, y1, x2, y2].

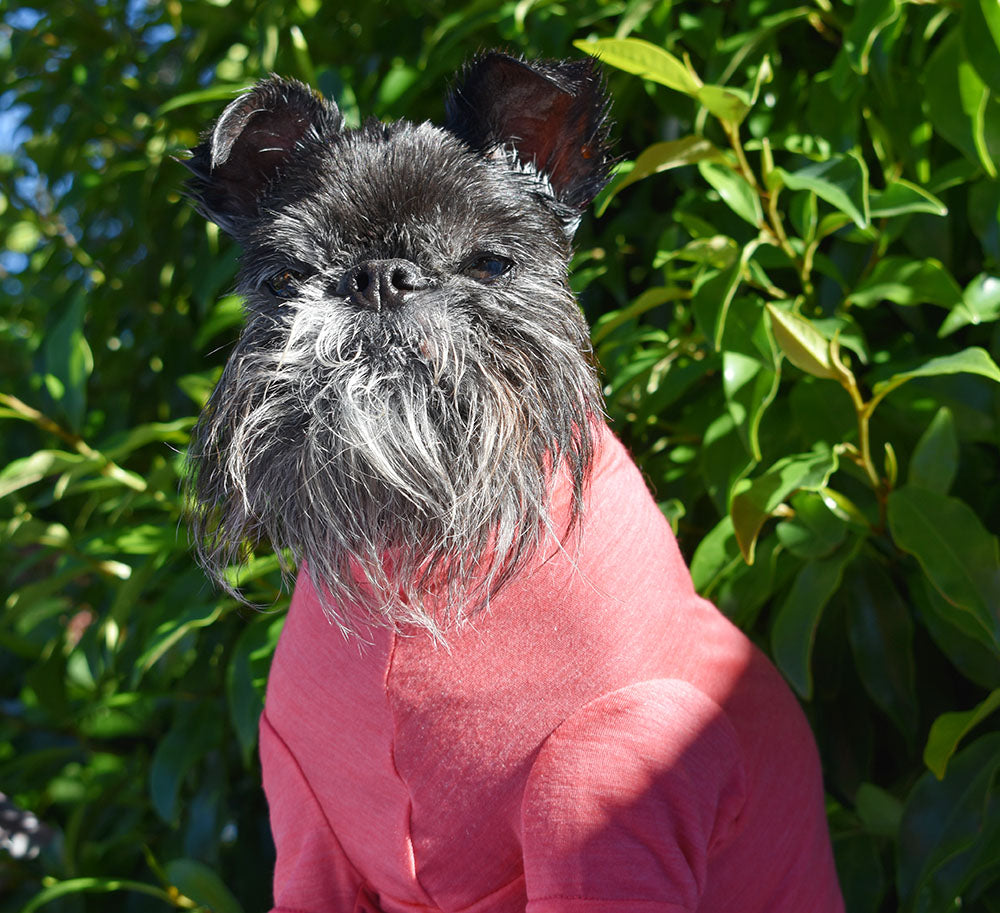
[[599, 136, 724, 210], [692, 241, 763, 351], [0, 450, 90, 499], [698, 162, 763, 226], [164, 859, 246, 913], [848, 257, 964, 310], [18, 877, 174, 913], [869, 179, 948, 218], [771, 541, 857, 698], [962, 0, 1000, 95], [856, 782, 904, 838], [573, 37, 701, 94], [843, 558, 919, 739], [77, 692, 158, 738], [136, 602, 225, 677], [871, 346, 1000, 402], [178, 368, 223, 408], [731, 445, 841, 563], [776, 490, 848, 559], [194, 294, 244, 350], [939, 272, 1000, 336], [719, 295, 780, 461], [696, 84, 751, 124], [714, 535, 783, 630], [690, 515, 742, 596], [916, 578, 1000, 689], [43, 291, 93, 431], [909, 407, 958, 494], [771, 152, 870, 228], [888, 485, 1000, 650], [833, 831, 886, 913], [156, 83, 252, 116], [592, 286, 687, 346], [898, 733, 1000, 912], [765, 304, 836, 380], [227, 614, 285, 765], [925, 30, 998, 178], [150, 704, 218, 824], [101, 418, 196, 462], [924, 689, 1000, 779], [844, 0, 901, 74]]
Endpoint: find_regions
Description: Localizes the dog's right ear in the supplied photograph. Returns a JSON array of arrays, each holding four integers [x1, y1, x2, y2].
[[184, 77, 342, 234]]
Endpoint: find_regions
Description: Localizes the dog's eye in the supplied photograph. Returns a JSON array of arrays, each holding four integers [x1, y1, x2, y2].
[[464, 255, 513, 282], [265, 269, 302, 300]]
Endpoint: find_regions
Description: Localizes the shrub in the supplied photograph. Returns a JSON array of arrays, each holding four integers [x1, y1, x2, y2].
[[1, 1, 998, 911]]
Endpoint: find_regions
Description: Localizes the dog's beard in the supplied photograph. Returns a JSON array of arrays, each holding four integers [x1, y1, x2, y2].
[[186, 287, 602, 637]]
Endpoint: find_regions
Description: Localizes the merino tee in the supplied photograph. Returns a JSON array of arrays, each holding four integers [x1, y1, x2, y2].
[[260, 425, 845, 913]]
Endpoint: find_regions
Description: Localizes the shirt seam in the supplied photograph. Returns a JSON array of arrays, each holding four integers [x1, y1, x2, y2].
[[531, 897, 688, 907], [260, 711, 361, 878], [384, 629, 435, 907]]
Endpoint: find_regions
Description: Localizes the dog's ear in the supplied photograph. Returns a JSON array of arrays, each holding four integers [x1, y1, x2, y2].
[[184, 77, 342, 233], [445, 52, 613, 212]]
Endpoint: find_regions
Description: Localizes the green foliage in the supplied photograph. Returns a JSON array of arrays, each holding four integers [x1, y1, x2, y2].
[[2, 1, 999, 911]]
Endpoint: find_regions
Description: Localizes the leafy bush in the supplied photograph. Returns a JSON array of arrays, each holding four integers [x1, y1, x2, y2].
[[2, 1, 999, 911]]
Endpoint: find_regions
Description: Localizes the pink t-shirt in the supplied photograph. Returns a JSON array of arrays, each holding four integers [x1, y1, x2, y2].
[[260, 426, 844, 913]]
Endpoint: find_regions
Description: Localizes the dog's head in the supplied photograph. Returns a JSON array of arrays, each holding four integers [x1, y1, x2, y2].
[[184, 52, 613, 635]]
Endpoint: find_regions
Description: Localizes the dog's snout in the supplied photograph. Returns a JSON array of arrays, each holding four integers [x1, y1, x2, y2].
[[339, 259, 427, 311]]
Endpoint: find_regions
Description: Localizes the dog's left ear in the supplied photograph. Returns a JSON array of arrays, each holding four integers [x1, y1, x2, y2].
[[445, 52, 613, 217], [184, 76, 342, 235]]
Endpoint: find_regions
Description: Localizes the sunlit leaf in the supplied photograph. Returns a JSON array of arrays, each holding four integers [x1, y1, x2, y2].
[[698, 162, 763, 226], [939, 272, 1000, 336], [573, 37, 701, 94], [771, 152, 870, 228], [18, 877, 174, 913], [924, 30, 998, 178], [598, 136, 724, 210], [592, 286, 687, 345], [869, 179, 947, 218], [848, 257, 964, 310], [0, 450, 90, 499], [871, 346, 1000, 402], [844, 0, 900, 74], [697, 84, 751, 124], [765, 304, 837, 380], [731, 445, 841, 563], [962, 0, 1000, 95], [776, 490, 848, 559]]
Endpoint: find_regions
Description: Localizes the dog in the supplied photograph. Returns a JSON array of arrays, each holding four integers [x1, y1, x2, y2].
[[184, 52, 844, 913]]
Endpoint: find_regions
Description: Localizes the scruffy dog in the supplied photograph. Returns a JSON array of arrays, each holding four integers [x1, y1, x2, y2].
[[185, 53, 844, 913]]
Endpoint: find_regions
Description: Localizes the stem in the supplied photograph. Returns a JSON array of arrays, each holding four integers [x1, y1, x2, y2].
[[828, 343, 888, 528], [722, 121, 814, 294], [0, 393, 146, 492], [723, 120, 759, 192]]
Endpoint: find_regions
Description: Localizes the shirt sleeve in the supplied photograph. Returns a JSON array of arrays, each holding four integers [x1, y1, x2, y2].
[[521, 679, 748, 913], [260, 712, 363, 913]]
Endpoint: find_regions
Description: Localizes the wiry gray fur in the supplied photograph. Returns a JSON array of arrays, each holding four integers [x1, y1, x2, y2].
[[183, 55, 612, 637]]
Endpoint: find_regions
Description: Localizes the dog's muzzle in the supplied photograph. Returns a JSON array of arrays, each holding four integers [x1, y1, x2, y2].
[[339, 259, 429, 312]]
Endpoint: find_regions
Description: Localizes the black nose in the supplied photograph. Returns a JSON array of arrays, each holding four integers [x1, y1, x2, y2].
[[338, 259, 427, 311]]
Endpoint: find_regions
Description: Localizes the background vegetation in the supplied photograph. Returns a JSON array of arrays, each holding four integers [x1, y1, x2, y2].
[[2, 0, 999, 910]]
